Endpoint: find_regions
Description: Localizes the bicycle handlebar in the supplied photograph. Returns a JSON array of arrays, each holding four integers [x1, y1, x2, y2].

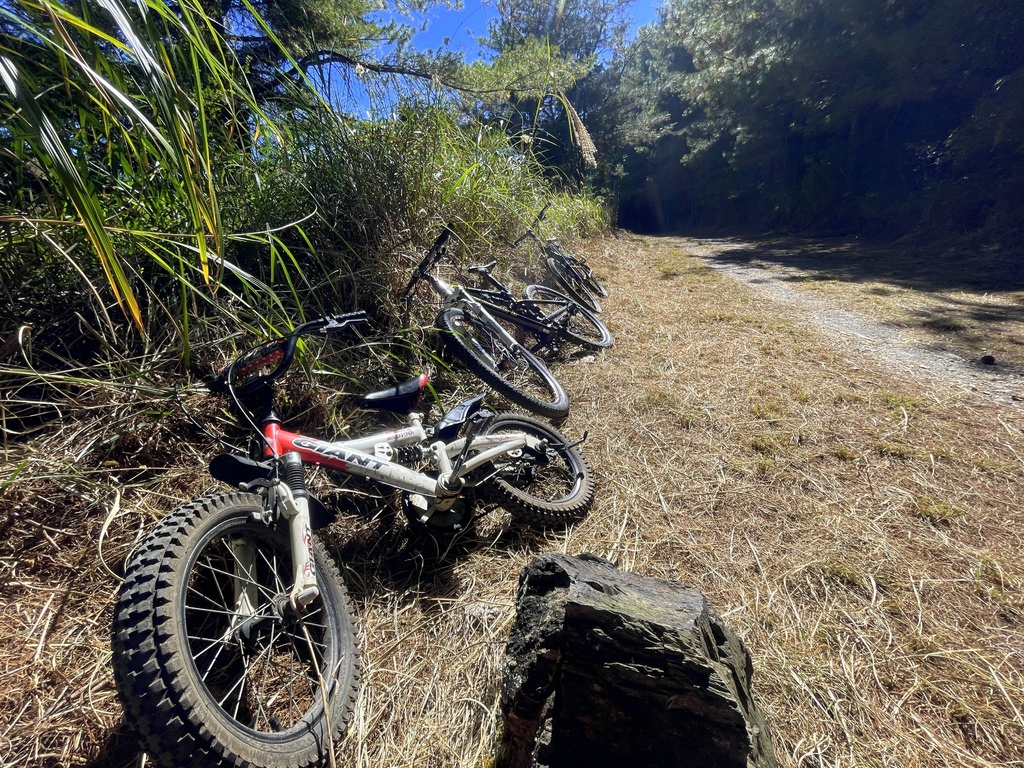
[[401, 227, 453, 299], [510, 203, 552, 248], [208, 311, 368, 396]]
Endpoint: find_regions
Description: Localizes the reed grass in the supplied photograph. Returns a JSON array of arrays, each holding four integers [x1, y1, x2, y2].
[[1, 0, 608, 449]]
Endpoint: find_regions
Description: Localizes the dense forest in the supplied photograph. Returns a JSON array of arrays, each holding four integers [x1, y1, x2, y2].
[[605, 0, 1024, 237], [2, 0, 1022, 370], [486, 0, 1024, 238]]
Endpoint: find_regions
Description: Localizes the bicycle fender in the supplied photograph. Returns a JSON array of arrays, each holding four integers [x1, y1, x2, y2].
[[210, 453, 274, 487]]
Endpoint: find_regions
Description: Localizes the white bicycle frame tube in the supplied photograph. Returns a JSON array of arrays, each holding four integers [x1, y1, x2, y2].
[[264, 411, 543, 604], [429, 275, 525, 352]]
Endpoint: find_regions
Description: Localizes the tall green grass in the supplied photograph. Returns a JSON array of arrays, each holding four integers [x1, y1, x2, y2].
[[0, 0, 608, 394], [0, 0, 307, 358]]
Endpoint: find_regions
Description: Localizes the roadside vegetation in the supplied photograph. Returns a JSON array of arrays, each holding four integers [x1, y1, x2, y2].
[[3, 235, 1023, 768]]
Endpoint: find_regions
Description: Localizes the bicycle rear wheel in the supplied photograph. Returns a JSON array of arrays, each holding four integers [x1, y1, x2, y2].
[[478, 411, 595, 525], [545, 256, 602, 314], [436, 307, 570, 420], [522, 284, 613, 349]]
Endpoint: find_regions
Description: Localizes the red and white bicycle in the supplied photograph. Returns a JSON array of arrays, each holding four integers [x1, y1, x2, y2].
[[111, 311, 594, 768]]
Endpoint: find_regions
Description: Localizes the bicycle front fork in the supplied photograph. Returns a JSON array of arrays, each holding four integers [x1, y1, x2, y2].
[[275, 452, 319, 612]]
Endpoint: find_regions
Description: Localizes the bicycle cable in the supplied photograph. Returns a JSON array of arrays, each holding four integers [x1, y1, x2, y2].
[[225, 359, 279, 459], [172, 382, 247, 455]]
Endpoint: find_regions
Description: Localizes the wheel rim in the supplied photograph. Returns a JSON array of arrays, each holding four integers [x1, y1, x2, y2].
[[181, 517, 338, 737], [489, 422, 584, 502], [451, 315, 561, 406]]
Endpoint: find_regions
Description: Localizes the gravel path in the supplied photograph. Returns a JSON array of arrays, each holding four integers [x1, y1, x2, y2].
[[674, 237, 1024, 412]]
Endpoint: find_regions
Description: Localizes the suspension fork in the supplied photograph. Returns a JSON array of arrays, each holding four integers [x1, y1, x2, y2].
[[275, 452, 319, 612]]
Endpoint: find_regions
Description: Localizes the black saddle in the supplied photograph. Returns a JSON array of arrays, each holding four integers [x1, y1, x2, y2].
[[467, 260, 498, 274], [357, 374, 429, 413]]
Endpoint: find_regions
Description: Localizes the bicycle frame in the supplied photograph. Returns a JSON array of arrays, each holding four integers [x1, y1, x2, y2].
[[262, 417, 533, 498], [423, 271, 529, 353], [246, 393, 542, 611], [405, 225, 570, 354], [468, 266, 580, 320]]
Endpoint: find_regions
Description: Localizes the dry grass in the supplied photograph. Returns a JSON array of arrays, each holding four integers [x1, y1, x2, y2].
[[2, 234, 1024, 767]]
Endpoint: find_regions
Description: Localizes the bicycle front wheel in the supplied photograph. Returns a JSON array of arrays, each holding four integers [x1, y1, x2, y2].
[[112, 492, 360, 768], [546, 256, 602, 313], [437, 307, 570, 420], [478, 411, 595, 525], [522, 284, 614, 349]]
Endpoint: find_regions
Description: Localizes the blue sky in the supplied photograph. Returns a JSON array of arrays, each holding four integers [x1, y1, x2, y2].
[[333, 2, 666, 114], [404, 1, 666, 58]]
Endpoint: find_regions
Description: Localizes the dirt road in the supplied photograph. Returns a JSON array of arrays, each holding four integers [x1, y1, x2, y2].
[[667, 235, 1024, 412]]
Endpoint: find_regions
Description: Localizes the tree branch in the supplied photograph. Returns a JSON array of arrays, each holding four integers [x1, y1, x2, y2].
[[287, 50, 518, 96]]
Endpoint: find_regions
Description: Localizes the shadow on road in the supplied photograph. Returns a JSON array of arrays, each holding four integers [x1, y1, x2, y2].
[[694, 235, 1024, 294]]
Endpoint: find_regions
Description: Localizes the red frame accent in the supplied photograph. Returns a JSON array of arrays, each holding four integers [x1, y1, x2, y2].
[[262, 423, 351, 472], [259, 372, 430, 473]]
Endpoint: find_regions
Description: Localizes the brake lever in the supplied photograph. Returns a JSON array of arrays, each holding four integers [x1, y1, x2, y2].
[[320, 311, 369, 334]]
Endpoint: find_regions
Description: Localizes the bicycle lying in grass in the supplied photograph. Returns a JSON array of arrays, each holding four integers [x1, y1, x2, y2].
[[515, 204, 609, 314], [403, 227, 574, 420], [461, 257, 613, 353], [112, 311, 595, 768]]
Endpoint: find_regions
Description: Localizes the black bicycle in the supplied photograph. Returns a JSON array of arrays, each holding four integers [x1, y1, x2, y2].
[[402, 228, 571, 420], [513, 204, 610, 313], [462, 258, 613, 352]]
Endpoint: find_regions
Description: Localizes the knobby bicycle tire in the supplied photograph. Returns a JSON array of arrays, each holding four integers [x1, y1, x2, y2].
[[521, 284, 614, 349], [545, 256, 602, 314], [579, 261, 609, 298], [436, 306, 570, 420], [479, 411, 595, 524], [112, 492, 360, 768]]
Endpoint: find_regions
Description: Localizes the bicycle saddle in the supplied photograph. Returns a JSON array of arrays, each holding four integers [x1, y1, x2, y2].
[[357, 373, 429, 413], [467, 260, 497, 274]]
